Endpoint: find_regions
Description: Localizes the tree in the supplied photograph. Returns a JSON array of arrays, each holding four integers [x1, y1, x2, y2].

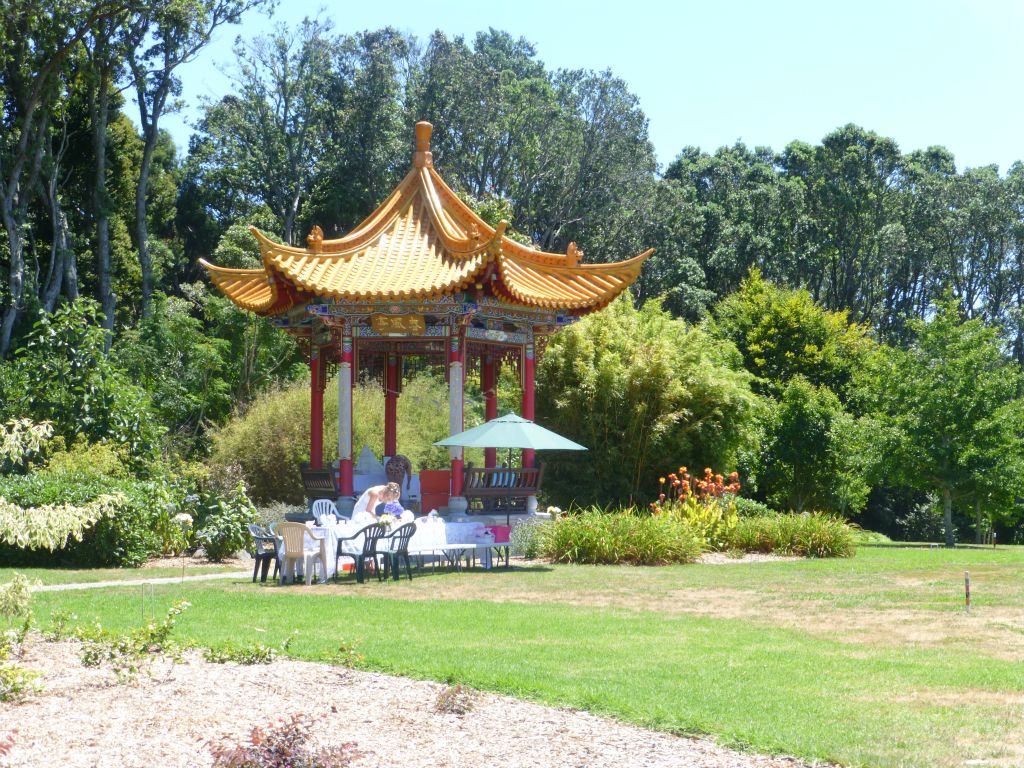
[[536, 296, 761, 507], [664, 142, 806, 300], [0, 1, 123, 356], [759, 377, 868, 514], [709, 270, 877, 408], [114, 292, 232, 455], [126, 0, 267, 317], [871, 301, 1024, 545], [0, 299, 163, 463], [188, 17, 336, 244]]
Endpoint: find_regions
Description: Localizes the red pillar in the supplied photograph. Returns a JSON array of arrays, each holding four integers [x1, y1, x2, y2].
[[482, 352, 498, 468], [449, 334, 464, 497], [339, 334, 354, 497], [522, 341, 535, 469], [309, 348, 324, 469], [384, 353, 398, 457]]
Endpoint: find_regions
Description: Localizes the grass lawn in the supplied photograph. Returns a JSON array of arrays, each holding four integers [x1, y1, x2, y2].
[[0, 561, 244, 585], [20, 545, 1024, 768]]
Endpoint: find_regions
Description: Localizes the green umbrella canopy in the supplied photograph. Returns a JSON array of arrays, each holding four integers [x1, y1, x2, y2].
[[434, 413, 587, 451]]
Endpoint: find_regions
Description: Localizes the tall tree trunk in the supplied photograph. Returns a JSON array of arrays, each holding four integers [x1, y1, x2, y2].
[[942, 487, 954, 547], [91, 66, 115, 347], [133, 78, 168, 319], [64, 237, 79, 301], [0, 200, 25, 358], [0, 116, 47, 357], [41, 189, 66, 313], [135, 141, 154, 316]]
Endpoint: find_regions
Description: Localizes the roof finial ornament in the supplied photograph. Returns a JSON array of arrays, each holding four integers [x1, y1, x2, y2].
[[413, 121, 433, 168], [566, 241, 584, 266], [307, 225, 324, 253]]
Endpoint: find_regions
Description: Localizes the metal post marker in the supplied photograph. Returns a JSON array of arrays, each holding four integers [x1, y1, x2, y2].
[[965, 571, 971, 614]]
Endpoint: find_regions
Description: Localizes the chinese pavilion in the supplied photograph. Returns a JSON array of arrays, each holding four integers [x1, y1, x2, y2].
[[200, 121, 650, 515]]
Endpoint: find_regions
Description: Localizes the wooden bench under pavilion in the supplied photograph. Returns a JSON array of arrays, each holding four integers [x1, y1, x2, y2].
[[200, 121, 650, 519]]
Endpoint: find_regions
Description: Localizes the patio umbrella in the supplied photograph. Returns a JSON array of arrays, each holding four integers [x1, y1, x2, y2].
[[434, 413, 587, 451]]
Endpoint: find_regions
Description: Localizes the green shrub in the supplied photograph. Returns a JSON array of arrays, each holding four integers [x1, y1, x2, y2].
[[852, 527, 893, 545], [542, 506, 705, 565], [0, 574, 34, 621], [510, 518, 547, 559], [212, 372, 467, 503], [0, 300, 164, 468], [203, 642, 277, 665], [194, 484, 257, 562], [45, 440, 131, 479], [536, 297, 761, 507], [726, 513, 856, 558], [730, 495, 776, 517], [77, 600, 191, 683], [0, 471, 163, 567], [0, 662, 40, 702]]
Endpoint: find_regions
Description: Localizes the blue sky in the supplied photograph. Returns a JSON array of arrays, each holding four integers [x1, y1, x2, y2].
[[154, 0, 1024, 173]]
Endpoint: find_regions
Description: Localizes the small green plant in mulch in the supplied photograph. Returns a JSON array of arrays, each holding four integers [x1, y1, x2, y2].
[[332, 641, 364, 669], [43, 609, 78, 642], [78, 599, 191, 683], [204, 643, 277, 665], [208, 713, 360, 767], [0, 662, 40, 703], [433, 684, 476, 715], [0, 572, 41, 703]]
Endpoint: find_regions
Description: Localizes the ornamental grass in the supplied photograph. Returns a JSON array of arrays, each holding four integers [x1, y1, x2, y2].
[[727, 512, 856, 558], [541, 507, 705, 565]]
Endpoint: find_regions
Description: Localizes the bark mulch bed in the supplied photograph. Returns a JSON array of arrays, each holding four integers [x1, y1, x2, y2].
[[1, 638, 820, 768]]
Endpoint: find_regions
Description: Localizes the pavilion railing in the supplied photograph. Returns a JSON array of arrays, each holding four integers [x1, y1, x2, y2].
[[462, 463, 544, 514]]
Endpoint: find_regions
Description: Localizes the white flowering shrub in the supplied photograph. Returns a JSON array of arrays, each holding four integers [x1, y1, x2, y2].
[[0, 494, 124, 551], [0, 419, 52, 472]]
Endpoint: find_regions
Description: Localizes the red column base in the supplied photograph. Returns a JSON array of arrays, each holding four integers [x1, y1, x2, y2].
[[339, 459, 354, 497], [450, 457, 464, 497]]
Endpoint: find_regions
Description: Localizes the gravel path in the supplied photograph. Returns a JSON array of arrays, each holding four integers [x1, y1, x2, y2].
[[1, 639, 822, 768]]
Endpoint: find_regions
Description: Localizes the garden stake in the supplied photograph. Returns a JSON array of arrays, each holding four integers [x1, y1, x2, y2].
[[965, 571, 970, 614]]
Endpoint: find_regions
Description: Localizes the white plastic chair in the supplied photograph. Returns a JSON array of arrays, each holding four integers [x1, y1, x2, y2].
[[278, 522, 327, 585], [311, 498, 338, 526]]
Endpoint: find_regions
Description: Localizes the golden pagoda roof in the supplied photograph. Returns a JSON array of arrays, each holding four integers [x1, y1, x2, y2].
[[200, 122, 651, 315]]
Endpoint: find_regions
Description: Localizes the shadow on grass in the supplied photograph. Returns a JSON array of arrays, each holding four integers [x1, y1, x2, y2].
[[246, 561, 555, 590], [859, 542, 1004, 550]]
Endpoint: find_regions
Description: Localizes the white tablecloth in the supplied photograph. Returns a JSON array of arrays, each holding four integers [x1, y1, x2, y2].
[[324, 519, 489, 551], [295, 519, 504, 575]]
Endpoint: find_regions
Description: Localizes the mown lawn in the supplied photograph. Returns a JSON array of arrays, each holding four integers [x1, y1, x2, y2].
[[22, 545, 1024, 768], [0, 562, 244, 585]]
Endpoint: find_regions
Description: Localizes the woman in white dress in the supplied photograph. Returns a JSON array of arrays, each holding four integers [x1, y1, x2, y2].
[[351, 482, 401, 519]]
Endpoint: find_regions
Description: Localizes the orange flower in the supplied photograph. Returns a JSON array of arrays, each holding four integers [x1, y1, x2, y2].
[[659, 477, 665, 484]]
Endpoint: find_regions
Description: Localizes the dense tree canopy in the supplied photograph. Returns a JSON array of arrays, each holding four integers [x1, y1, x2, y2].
[[3, 7, 1024, 541], [867, 302, 1024, 545], [536, 297, 760, 507]]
